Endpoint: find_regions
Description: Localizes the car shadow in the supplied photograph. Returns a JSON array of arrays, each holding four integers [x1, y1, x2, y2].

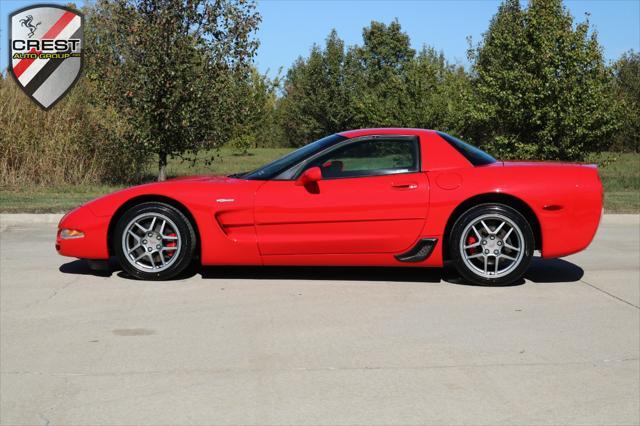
[[60, 256, 583, 286], [199, 264, 456, 284], [524, 257, 584, 283], [59, 258, 120, 278]]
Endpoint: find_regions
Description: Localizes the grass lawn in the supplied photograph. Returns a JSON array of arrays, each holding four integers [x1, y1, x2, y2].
[[594, 152, 640, 213], [163, 147, 292, 177], [0, 148, 290, 214], [1, 149, 637, 213]]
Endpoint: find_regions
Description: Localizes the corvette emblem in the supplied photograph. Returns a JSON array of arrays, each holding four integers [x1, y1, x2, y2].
[[9, 4, 84, 110]]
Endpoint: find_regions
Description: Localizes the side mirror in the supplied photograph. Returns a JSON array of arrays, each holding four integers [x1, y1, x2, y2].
[[295, 166, 322, 187]]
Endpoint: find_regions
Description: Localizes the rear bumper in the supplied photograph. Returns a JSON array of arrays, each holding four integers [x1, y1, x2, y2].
[[56, 206, 110, 259], [540, 171, 603, 258]]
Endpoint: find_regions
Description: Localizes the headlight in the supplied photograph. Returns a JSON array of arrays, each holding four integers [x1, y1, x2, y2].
[[59, 229, 85, 239]]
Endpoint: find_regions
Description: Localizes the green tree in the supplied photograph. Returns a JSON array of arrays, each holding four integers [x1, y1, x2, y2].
[[403, 46, 471, 133], [278, 30, 352, 146], [612, 50, 640, 152], [230, 67, 283, 151], [467, 0, 619, 160], [277, 20, 474, 145], [347, 20, 416, 128], [86, 0, 260, 180]]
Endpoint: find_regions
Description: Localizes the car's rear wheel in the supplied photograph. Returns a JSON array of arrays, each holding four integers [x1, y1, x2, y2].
[[114, 202, 196, 280], [450, 204, 534, 286]]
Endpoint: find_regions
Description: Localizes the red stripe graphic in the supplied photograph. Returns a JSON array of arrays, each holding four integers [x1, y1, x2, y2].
[[13, 11, 77, 78], [42, 11, 76, 39], [12, 48, 42, 77]]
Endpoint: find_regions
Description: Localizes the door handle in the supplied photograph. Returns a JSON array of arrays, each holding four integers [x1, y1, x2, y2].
[[391, 182, 418, 190]]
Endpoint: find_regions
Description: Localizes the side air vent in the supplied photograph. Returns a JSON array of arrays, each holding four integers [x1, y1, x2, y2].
[[395, 238, 438, 263]]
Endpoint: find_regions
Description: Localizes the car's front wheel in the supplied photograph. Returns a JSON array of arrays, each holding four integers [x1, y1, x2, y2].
[[450, 204, 534, 286], [114, 202, 196, 280]]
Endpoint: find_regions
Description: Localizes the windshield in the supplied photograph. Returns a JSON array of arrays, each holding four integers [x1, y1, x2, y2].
[[240, 134, 347, 180]]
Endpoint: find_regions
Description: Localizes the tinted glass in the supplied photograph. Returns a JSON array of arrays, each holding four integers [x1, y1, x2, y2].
[[306, 138, 419, 179], [436, 131, 497, 166], [242, 134, 346, 180]]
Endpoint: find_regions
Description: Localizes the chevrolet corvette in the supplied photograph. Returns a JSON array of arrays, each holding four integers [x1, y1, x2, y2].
[[56, 128, 603, 285]]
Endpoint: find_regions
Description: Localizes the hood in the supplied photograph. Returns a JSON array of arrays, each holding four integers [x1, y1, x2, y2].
[[165, 174, 237, 183], [82, 174, 258, 217]]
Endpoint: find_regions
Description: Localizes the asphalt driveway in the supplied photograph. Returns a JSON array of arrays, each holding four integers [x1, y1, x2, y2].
[[1, 215, 638, 425]]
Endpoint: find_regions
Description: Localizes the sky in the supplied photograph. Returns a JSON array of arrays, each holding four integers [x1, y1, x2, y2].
[[1, 0, 639, 77]]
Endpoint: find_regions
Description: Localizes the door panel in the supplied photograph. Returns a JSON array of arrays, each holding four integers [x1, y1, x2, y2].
[[254, 173, 429, 255]]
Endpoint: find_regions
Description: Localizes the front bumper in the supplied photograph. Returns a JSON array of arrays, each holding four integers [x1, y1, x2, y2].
[[56, 206, 110, 259]]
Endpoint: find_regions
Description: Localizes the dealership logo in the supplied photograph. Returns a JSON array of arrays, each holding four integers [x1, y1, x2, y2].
[[9, 4, 84, 110], [19, 15, 41, 38]]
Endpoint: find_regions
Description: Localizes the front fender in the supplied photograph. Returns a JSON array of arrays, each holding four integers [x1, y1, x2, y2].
[[79, 179, 265, 265]]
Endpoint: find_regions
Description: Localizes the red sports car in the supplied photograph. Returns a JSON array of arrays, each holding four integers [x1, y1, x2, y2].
[[56, 128, 603, 285]]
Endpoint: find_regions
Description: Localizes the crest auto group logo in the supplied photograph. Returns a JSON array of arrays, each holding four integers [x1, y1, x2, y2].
[[9, 4, 84, 110]]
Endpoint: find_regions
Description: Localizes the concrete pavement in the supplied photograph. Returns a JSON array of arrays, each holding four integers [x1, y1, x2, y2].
[[1, 215, 639, 425]]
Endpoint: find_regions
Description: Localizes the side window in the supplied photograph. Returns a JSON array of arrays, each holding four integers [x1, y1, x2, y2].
[[305, 137, 420, 179]]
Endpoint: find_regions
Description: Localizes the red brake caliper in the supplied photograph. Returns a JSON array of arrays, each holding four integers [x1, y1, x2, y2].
[[466, 235, 478, 254], [166, 233, 177, 256]]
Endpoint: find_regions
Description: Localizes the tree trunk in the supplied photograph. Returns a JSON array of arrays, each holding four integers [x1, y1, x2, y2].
[[158, 152, 167, 182]]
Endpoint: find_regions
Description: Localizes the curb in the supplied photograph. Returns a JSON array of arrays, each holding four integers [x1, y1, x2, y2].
[[600, 214, 640, 225], [0, 214, 64, 227]]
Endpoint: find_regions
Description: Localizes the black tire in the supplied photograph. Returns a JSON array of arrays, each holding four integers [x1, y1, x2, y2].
[[114, 202, 196, 280], [449, 203, 534, 286]]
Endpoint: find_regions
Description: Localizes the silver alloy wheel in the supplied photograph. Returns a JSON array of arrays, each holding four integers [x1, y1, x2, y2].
[[459, 213, 525, 278], [121, 213, 182, 272]]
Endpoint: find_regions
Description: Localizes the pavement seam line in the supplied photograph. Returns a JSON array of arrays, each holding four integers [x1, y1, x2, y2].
[[3, 358, 639, 377], [580, 278, 640, 309]]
